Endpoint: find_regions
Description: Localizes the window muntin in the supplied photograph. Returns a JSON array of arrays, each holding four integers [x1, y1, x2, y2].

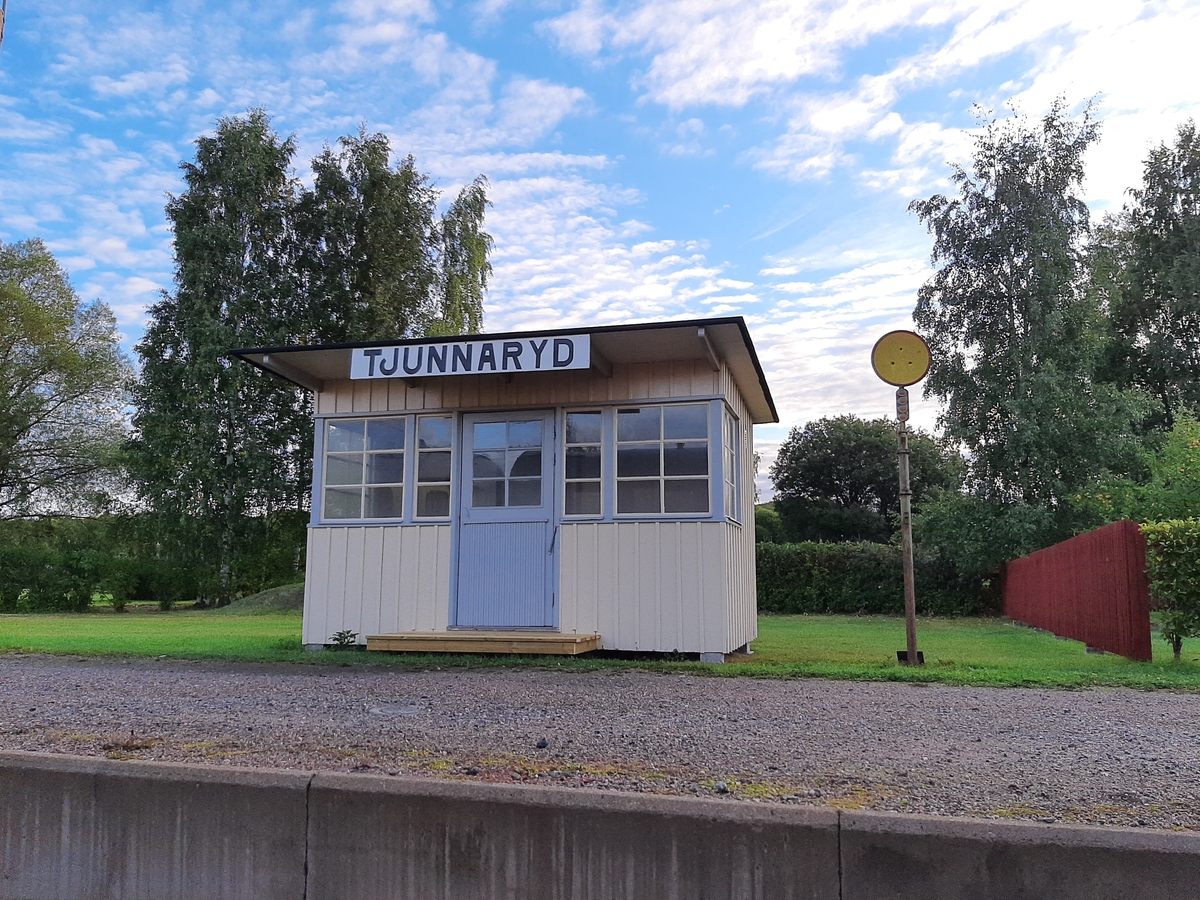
[[322, 417, 407, 520], [723, 409, 740, 521], [415, 415, 453, 518], [471, 418, 544, 508], [564, 410, 602, 516], [616, 404, 709, 515]]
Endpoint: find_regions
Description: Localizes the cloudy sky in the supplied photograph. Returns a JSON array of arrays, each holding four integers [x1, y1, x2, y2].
[[2, 0, 1198, 493]]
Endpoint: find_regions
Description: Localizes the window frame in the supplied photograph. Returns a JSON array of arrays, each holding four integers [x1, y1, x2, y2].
[[562, 408, 605, 519], [613, 402, 712, 518], [723, 406, 741, 523], [314, 413, 456, 525]]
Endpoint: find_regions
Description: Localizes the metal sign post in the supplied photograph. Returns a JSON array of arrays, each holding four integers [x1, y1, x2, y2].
[[870, 331, 932, 667]]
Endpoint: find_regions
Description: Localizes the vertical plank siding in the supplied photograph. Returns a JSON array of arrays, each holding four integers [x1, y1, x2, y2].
[[559, 522, 730, 653], [301, 525, 451, 645], [1002, 520, 1152, 661]]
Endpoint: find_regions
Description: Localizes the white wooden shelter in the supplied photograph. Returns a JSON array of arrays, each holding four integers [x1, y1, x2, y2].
[[234, 316, 777, 660]]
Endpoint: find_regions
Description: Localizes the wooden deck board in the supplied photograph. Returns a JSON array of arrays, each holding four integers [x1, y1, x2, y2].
[[366, 632, 601, 656]]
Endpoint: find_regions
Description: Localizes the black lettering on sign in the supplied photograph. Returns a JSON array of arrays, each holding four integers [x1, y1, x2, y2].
[[479, 342, 497, 371], [427, 345, 447, 374], [362, 347, 383, 376], [403, 346, 423, 375], [502, 342, 523, 370], [530, 339, 548, 368], [553, 338, 574, 367], [379, 347, 400, 376], [452, 344, 473, 372]]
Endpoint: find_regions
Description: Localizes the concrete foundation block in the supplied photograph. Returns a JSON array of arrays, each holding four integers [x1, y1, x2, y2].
[[0, 751, 310, 900], [840, 808, 1200, 900], [699, 652, 726, 663], [307, 773, 841, 900]]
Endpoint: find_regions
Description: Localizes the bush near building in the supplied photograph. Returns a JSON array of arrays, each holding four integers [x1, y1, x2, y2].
[[1143, 519, 1200, 659]]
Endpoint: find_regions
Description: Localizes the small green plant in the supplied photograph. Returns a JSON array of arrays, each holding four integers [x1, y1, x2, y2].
[[329, 629, 359, 649], [1143, 519, 1200, 659]]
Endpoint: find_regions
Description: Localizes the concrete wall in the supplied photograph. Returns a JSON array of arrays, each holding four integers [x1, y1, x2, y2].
[[4, 751, 1198, 900]]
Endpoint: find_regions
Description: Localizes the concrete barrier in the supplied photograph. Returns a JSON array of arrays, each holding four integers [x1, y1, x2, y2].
[[0, 752, 309, 900], [306, 772, 840, 899], [2, 751, 1199, 900], [841, 809, 1200, 900]]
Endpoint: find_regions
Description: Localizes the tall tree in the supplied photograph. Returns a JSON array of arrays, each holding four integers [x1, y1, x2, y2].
[[128, 111, 310, 600], [0, 239, 130, 518], [295, 128, 491, 342], [1097, 120, 1200, 426], [910, 99, 1143, 506], [129, 112, 493, 599], [769, 415, 963, 543]]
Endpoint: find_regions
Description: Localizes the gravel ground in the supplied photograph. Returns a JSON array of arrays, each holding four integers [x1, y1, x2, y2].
[[3, 653, 1199, 830]]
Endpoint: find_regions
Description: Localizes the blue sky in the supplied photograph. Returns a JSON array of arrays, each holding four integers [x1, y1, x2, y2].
[[2, 0, 1199, 493]]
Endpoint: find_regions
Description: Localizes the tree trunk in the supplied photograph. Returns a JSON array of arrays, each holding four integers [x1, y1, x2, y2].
[[1173, 636, 1182, 660]]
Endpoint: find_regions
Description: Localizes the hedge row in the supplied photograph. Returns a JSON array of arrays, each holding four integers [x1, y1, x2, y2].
[[756, 541, 991, 616], [0, 549, 196, 613]]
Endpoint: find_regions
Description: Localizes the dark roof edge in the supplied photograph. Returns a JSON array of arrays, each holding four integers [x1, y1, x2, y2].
[[230, 315, 778, 422]]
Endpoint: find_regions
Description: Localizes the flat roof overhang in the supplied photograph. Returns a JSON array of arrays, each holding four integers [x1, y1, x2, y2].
[[231, 316, 778, 424]]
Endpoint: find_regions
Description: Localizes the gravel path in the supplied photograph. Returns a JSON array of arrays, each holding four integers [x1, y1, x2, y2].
[[3, 653, 1199, 830]]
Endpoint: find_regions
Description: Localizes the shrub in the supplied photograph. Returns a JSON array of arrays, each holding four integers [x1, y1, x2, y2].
[[756, 541, 991, 616], [0, 547, 102, 612], [1142, 519, 1200, 659], [754, 506, 784, 543]]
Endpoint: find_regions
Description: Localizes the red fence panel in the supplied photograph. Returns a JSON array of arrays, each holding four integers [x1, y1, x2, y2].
[[1002, 519, 1152, 661]]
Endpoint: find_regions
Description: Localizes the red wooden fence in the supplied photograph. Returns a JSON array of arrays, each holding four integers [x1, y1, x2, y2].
[[1002, 519, 1152, 661]]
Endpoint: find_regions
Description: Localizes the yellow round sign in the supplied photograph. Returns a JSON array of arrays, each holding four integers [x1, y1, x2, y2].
[[871, 330, 931, 387]]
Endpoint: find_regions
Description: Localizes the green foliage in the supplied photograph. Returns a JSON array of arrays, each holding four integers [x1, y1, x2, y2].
[[753, 505, 784, 543], [0, 239, 131, 518], [755, 541, 988, 616], [911, 99, 1145, 505], [911, 491, 1097, 579], [769, 415, 962, 542], [1072, 413, 1200, 523], [1099, 121, 1200, 426], [1142, 519, 1200, 659]]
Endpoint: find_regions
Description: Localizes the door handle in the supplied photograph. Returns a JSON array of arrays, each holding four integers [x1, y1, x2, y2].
[[549, 525, 559, 553]]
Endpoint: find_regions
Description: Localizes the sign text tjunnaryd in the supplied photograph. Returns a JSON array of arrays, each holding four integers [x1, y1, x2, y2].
[[350, 335, 591, 380]]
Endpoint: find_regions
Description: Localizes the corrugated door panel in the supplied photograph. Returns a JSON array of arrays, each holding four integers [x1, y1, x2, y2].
[[457, 522, 550, 627]]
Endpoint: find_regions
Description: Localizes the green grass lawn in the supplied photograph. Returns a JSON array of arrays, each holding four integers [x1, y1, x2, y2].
[[2, 608, 1199, 690]]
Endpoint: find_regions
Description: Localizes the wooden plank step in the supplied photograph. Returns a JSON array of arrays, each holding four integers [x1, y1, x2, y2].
[[365, 632, 602, 656]]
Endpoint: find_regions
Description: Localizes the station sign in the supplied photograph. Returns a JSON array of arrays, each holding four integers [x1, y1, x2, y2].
[[351, 334, 591, 380]]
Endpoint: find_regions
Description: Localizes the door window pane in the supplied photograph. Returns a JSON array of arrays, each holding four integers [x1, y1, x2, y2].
[[473, 422, 506, 449], [509, 478, 542, 507], [509, 449, 542, 478], [473, 451, 505, 478], [473, 480, 505, 507], [509, 420, 542, 447]]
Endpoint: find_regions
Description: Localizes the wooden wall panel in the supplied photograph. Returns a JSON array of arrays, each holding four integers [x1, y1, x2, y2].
[[303, 525, 452, 645], [559, 522, 732, 653]]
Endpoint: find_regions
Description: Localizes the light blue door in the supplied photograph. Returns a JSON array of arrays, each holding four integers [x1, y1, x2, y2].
[[455, 411, 556, 628]]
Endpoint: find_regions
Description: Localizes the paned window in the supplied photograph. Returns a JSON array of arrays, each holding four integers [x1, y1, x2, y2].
[[323, 417, 406, 520], [723, 409, 740, 521], [471, 419, 543, 508], [415, 415, 453, 517], [616, 404, 709, 514], [564, 410, 602, 516]]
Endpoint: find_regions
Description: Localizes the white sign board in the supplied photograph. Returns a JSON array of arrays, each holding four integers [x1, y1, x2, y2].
[[350, 334, 590, 380]]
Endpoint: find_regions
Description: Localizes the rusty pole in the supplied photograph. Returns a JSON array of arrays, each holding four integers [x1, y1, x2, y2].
[[896, 387, 920, 665]]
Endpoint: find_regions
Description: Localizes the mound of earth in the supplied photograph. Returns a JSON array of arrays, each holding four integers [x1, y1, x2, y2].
[[224, 582, 304, 612]]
